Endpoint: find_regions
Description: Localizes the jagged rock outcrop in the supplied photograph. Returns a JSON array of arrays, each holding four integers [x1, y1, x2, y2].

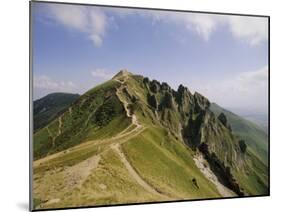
[[147, 94, 158, 110], [218, 112, 232, 131], [194, 92, 210, 112], [175, 84, 194, 116], [160, 92, 175, 110], [218, 113, 227, 126], [239, 140, 247, 153], [199, 142, 244, 196], [143, 77, 149, 84], [182, 111, 206, 149], [161, 82, 171, 92], [150, 80, 161, 93], [115, 72, 247, 196]]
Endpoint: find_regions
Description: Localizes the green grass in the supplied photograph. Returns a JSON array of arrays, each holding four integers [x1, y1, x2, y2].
[[33, 72, 268, 209], [33, 128, 53, 159], [233, 148, 268, 195], [33, 80, 127, 159], [48, 119, 60, 136], [44, 149, 158, 209], [34, 142, 104, 174], [33, 198, 43, 209], [83, 79, 120, 97], [122, 126, 221, 199], [85, 115, 130, 140], [33, 93, 79, 131], [34, 115, 130, 174]]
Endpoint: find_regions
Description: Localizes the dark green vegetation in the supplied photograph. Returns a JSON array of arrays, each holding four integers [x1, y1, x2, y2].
[[33, 70, 268, 209], [34, 93, 80, 131]]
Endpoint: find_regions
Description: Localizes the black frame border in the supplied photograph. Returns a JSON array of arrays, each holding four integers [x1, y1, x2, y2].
[[29, 1, 270, 211]]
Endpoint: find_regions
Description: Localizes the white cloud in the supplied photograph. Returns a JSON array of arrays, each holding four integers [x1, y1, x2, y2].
[[46, 4, 108, 46], [112, 9, 221, 41], [186, 66, 268, 113], [109, 8, 268, 44], [228, 16, 268, 46], [42, 5, 268, 46], [89, 34, 103, 47], [143, 11, 222, 41], [148, 11, 267, 44], [238, 66, 268, 86], [183, 14, 220, 41], [34, 75, 77, 92], [91, 69, 113, 79]]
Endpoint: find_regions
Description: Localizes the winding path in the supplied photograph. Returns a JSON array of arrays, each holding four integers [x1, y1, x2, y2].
[[35, 72, 168, 205], [35, 72, 145, 169], [114, 75, 141, 130], [111, 143, 166, 198], [68, 107, 72, 116], [57, 117, 62, 136]]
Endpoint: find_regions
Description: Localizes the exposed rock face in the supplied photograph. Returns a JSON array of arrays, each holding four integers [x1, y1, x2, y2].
[[182, 111, 205, 149], [160, 92, 175, 110], [161, 82, 171, 92], [194, 92, 210, 112], [150, 80, 161, 93], [143, 76, 244, 196], [239, 140, 247, 153], [218, 112, 232, 131], [143, 77, 149, 84], [199, 142, 244, 196], [175, 84, 194, 116], [147, 94, 158, 110], [218, 113, 227, 127]]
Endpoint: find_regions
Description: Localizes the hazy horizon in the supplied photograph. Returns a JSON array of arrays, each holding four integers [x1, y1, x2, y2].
[[32, 2, 268, 114]]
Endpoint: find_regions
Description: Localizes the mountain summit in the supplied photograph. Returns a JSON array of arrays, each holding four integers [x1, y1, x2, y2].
[[112, 69, 132, 79], [33, 70, 268, 209]]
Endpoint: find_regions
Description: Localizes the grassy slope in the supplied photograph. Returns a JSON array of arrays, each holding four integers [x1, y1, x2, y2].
[[133, 76, 268, 196], [34, 93, 80, 131], [33, 80, 131, 160], [42, 149, 158, 209], [210, 103, 268, 195], [122, 126, 221, 199], [33, 74, 223, 209], [117, 75, 221, 199], [33, 125, 222, 209], [132, 77, 268, 196], [233, 148, 268, 195], [210, 103, 268, 164], [33, 73, 268, 209]]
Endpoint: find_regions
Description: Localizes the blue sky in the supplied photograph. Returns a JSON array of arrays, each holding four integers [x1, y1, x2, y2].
[[32, 2, 268, 114]]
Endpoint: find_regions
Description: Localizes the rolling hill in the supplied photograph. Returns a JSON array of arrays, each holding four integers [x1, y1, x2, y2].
[[32, 70, 269, 210], [33, 93, 80, 131]]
